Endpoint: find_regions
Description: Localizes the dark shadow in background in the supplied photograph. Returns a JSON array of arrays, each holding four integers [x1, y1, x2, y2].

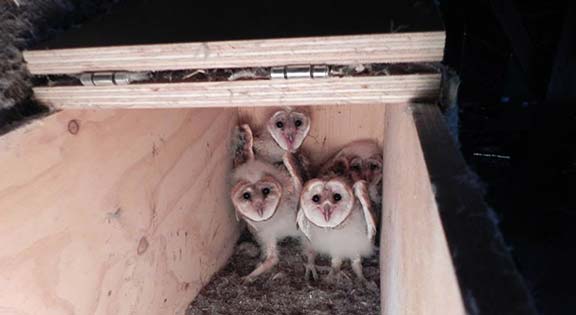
[[439, 0, 576, 314]]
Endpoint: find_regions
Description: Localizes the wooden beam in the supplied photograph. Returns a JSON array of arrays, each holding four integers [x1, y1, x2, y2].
[[33, 74, 441, 109], [411, 104, 538, 315], [490, 0, 535, 96], [546, 4, 576, 102], [24, 32, 446, 75], [490, 0, 533, 74], [380, 104, 465, 315], [0, 108, 239, 314]]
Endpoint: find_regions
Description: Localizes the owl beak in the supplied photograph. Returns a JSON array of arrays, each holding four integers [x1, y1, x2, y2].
[[254, 202, 264, 217], [285, 134, 295, 151], [322, 204, 332, 222], [284, 126, 298, 151]]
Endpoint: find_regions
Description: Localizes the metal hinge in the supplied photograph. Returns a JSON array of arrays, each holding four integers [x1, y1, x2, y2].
[[79, 65, 329, 86], [79, 71, 133, 86], [35, 62, 441, 88], [270, 65, 330, 80]]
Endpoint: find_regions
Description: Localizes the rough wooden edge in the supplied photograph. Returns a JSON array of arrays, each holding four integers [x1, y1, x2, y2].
[[380, 104, 465, 315], [24, 32, 446, 75], [33, 74, 441, 109], [410, 104, 538, 315]]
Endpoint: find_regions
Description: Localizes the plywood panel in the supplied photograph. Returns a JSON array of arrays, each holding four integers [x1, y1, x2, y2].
[[238, 104, 387, 167], [25, 32, 445, 74], [379, 104, 465, 315], [411, 105, 538, 315], [0, 108, 239, 315], [33, 75, 441, 110]]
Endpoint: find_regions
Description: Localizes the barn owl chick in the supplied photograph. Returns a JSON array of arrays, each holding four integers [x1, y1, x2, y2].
[[251, 107, 311, 173], [297, 177, 376, 284], [320, 139, 383, 212], [231, 152, 303, 282]]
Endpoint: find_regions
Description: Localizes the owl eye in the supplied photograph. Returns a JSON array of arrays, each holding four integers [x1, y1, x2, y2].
[[351, 164, 361, 171], [312, 195, 320, 203], [243, 192, 251, 200], [276, 121, 284, 128], [333, 193, 342, 202], [370, 163, 380, 170], [262, 188, 270, 196], [294, 120, 302, 127]]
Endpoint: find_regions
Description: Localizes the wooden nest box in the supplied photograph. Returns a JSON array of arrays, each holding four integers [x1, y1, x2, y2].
[[0, 1, 535, 315]]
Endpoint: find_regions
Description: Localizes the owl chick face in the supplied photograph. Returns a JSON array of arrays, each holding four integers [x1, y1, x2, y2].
[[267, 109, 310, 152], [300, 178, 354, 228], [231, 176, 282, 222], [349, 155, 383, 184]]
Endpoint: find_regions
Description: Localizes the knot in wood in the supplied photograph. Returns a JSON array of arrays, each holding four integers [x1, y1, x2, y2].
[[67, 119, 80, 135], [137, 236, 149, 255]]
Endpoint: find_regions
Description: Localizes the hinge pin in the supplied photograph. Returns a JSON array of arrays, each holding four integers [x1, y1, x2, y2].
[[79, 72, 132, 86], [271, 65, 329, 80]]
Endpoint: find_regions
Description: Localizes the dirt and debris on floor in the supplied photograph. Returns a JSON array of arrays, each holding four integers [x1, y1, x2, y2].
[[186, 233, 380, 315]]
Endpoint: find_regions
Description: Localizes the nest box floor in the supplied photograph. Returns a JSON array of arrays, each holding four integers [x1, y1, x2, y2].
[[186, 233, 380, 315]]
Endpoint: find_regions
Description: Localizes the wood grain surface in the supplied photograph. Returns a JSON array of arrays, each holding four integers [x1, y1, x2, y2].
[[25, 32, 445, 75], [0, 108, 239, 315], [33, 75, 440, 109], [379, 104, 465, 315]]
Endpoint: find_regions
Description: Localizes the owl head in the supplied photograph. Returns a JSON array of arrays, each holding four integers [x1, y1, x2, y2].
[[323, 139, 382, 185], [348, 154, 383, 185], [266, 108, 310, 152], [299, 178, 354, 228], [231, 160, 284, 222]]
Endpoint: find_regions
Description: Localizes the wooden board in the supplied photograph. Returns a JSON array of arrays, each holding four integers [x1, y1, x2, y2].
[[411, 104, 539, 315], [31, 0, 443, 50], [24, 32, 445, 75], [0, 101, 538, 315], [238, 104, 387, 166], [0, 108, 239, 315], [33, 75, 440, 109], [379, 104, 465, 315]]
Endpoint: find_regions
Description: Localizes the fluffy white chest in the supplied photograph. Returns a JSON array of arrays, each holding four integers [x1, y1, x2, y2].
[[249, 198, 300, 243], [307, 207, 374, 259]]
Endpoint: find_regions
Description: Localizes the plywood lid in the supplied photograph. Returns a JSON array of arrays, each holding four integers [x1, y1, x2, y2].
[[23, 0, 446, 109]]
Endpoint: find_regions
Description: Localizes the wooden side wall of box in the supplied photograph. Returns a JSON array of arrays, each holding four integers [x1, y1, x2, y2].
[[0, 108, 239, 315]]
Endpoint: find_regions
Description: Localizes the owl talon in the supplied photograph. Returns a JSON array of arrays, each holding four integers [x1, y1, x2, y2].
[[304, 263, 318, 282], [354, 274, 369, 285], [325, 270, 350, 284], [361, 279, 379, 291], [241, 275, 256, 284]]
